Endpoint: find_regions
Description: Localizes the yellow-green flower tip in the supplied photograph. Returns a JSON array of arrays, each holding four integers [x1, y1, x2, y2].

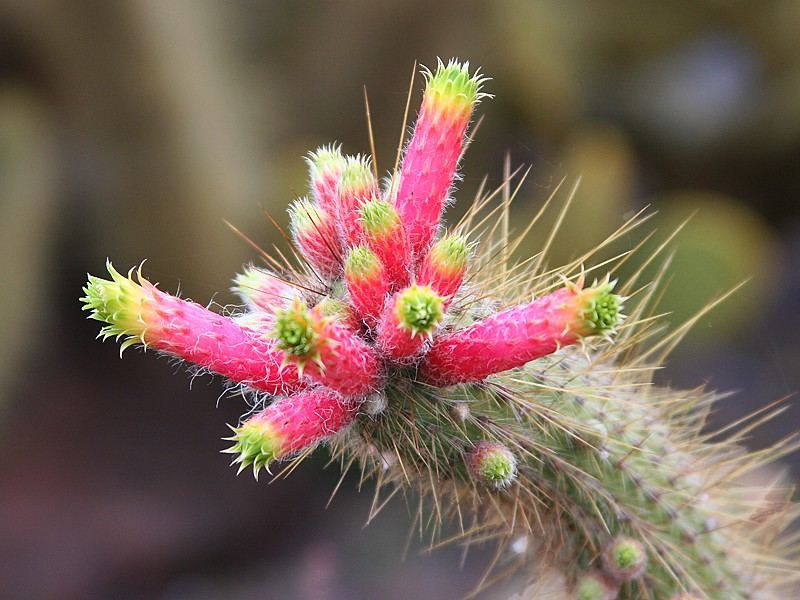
[[423, 58, 490, 113], [81, 260, 148, 347], [395, 285, 444, 336], [306, 143, 346, 176], [345, 246, 382, 280], [272, 299, 319, 358], [339, 155, 376, 193], [224, 420, 284, 479], [360, 199, 399, 236], [576, 281, 623, 336]]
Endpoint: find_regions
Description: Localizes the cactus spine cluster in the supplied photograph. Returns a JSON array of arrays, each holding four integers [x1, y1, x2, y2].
[[82, 59, 798, 598]]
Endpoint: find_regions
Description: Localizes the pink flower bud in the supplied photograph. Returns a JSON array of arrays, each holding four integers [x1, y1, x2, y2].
[[225, 387, 356, 478], [337, 155, 379, 248], [394, 60, 487, 258], [344, 246, 390, 328], [82, 262, 303, 395], [421, 282, 622, 386]]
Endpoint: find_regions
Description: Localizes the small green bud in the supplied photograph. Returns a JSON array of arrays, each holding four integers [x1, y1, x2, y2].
[[467, 441, 517, 489], [429, 234, 468, 272], [574, 571, 618, 600], [603, 537, 647, 581]]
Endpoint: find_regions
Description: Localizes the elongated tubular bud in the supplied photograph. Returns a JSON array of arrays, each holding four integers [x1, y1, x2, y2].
[[467, 441, 517, 489], [394, 59, 487, 258], [306, 144, 347, 215], [344, 246, 389, 328], [338, 155, 379, 248], [82, 262, 303, 395], [574, 572, 619, 600], [416, 233, 468, 306], [603, 538, 647, 581], [273, 300, 381, 396], [224, 387, 356, 478], [359, 199, 411, 290], [289, 198, 342, 280], [232, 265, 299, 316], [421, 281, 622, 386], [376, 284, 444, 361]]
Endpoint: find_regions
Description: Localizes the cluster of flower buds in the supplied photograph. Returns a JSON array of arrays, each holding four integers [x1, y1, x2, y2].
[[82, 58, 623, 482]]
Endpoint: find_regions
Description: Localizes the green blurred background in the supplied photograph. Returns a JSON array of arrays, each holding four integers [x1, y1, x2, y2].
[[1, 1, 798, 598]]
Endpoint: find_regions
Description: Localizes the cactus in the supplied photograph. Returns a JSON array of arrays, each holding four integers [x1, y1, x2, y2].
[[82, 60, 798, 599]]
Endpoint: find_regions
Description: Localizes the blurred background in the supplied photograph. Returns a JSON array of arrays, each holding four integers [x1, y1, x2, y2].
[[1, 1, 799, 598]]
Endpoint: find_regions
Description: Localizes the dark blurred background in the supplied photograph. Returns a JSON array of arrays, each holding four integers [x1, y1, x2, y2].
[[1, 2, 799, 598]]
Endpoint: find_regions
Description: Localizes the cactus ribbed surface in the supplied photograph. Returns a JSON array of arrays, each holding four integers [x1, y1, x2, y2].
[[82, 60, 798, 598]]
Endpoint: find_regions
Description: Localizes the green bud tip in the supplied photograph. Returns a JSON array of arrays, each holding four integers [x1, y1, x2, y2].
[[423, 58, 491, 110], [575, 572, 617, 600], [395, 285, 444, 336], [306, 143, 345, 176], [272, 300, 319, 358], [232, 266, 262, 293], [345, 246, 382, 279], [81, 260, 148, 349], [468, 441, 518, 489], [222, 420, 283, 480], [430, 234, 468, 271], [289, 197, 326, 232], [360, 199, 399, 235], [577, 280, 623, 336], [339, 155, 375, 192], [606, 538, 646, 578]]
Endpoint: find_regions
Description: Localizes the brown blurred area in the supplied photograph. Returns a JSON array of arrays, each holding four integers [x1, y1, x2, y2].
[[1, 1, 799, 598]]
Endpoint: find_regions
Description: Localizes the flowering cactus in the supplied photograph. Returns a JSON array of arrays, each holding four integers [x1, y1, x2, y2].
[[82, 60, 798, 599]]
